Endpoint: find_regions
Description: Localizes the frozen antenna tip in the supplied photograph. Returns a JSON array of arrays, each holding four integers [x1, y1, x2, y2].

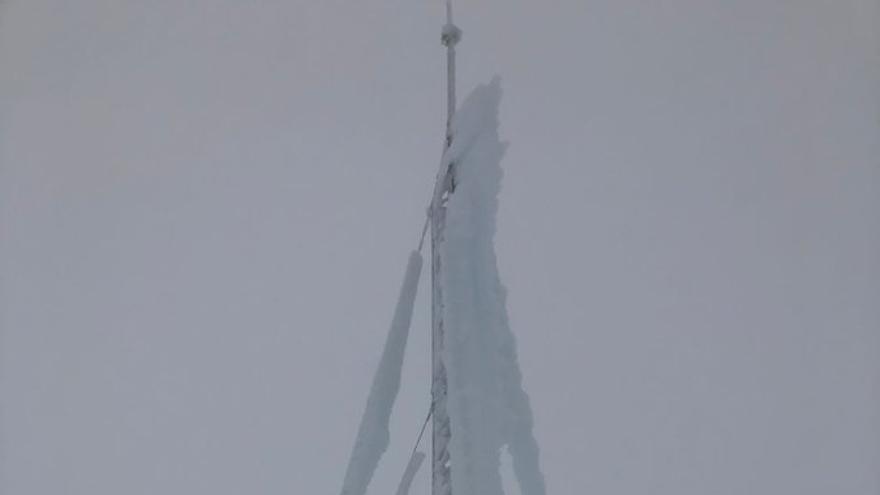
[[441, 0, 462, 47], [441, 0, 462, 144]]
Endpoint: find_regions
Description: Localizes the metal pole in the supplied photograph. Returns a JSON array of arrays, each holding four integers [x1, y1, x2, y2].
[[432, 3, 461, 495]]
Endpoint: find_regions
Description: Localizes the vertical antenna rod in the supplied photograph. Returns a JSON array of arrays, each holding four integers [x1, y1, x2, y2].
[[441, 0, 462, 144], [432, 2, 461, 495]]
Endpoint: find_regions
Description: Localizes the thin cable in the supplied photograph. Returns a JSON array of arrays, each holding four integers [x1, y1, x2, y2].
[[390, 404, 432, 495], [410, 405, 433, 457], [417, 212, 431, 253]]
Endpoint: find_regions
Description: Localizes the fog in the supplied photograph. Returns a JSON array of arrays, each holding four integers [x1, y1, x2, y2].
[[1, 1, 878, 494]]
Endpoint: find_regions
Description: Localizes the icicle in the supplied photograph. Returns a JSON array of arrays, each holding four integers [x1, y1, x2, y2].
[[340, 251, 423, 495]]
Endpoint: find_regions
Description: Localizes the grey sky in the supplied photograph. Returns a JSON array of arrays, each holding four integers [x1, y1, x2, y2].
[[1, 1, 878, 494]]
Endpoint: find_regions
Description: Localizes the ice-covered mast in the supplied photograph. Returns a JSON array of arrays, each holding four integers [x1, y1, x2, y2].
[[431, 2, 461, 495]]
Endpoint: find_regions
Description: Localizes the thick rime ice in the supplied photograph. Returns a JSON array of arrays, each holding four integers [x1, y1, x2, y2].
[[340, 251, 423, 495], [441, 78, 547, 495], [339, 79, 543, 495]]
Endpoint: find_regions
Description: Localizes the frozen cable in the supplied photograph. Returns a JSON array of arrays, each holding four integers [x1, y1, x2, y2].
[[417, 212, 430, 253], [410, 405, 432, 457]]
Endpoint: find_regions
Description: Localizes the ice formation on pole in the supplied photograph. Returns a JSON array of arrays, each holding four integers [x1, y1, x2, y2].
[[441, 77, 546, 495], [340, 251, 423, 495]]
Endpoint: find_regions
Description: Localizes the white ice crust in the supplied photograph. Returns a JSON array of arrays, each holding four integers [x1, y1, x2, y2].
[[441, 78, 546, 495]]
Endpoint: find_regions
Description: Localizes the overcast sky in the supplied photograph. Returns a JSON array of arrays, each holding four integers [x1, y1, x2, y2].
[[1, 1, 878, 494]]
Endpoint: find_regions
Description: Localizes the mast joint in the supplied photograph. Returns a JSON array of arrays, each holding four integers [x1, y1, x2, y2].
[[441, 23, 461, 47]]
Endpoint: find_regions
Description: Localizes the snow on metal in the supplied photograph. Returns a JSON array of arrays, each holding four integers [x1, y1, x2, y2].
[[432, 2, 462, 494]]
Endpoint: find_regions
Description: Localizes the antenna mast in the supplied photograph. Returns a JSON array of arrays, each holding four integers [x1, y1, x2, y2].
[[432, 2, 461, 495], [441, 0, 462, 144]]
